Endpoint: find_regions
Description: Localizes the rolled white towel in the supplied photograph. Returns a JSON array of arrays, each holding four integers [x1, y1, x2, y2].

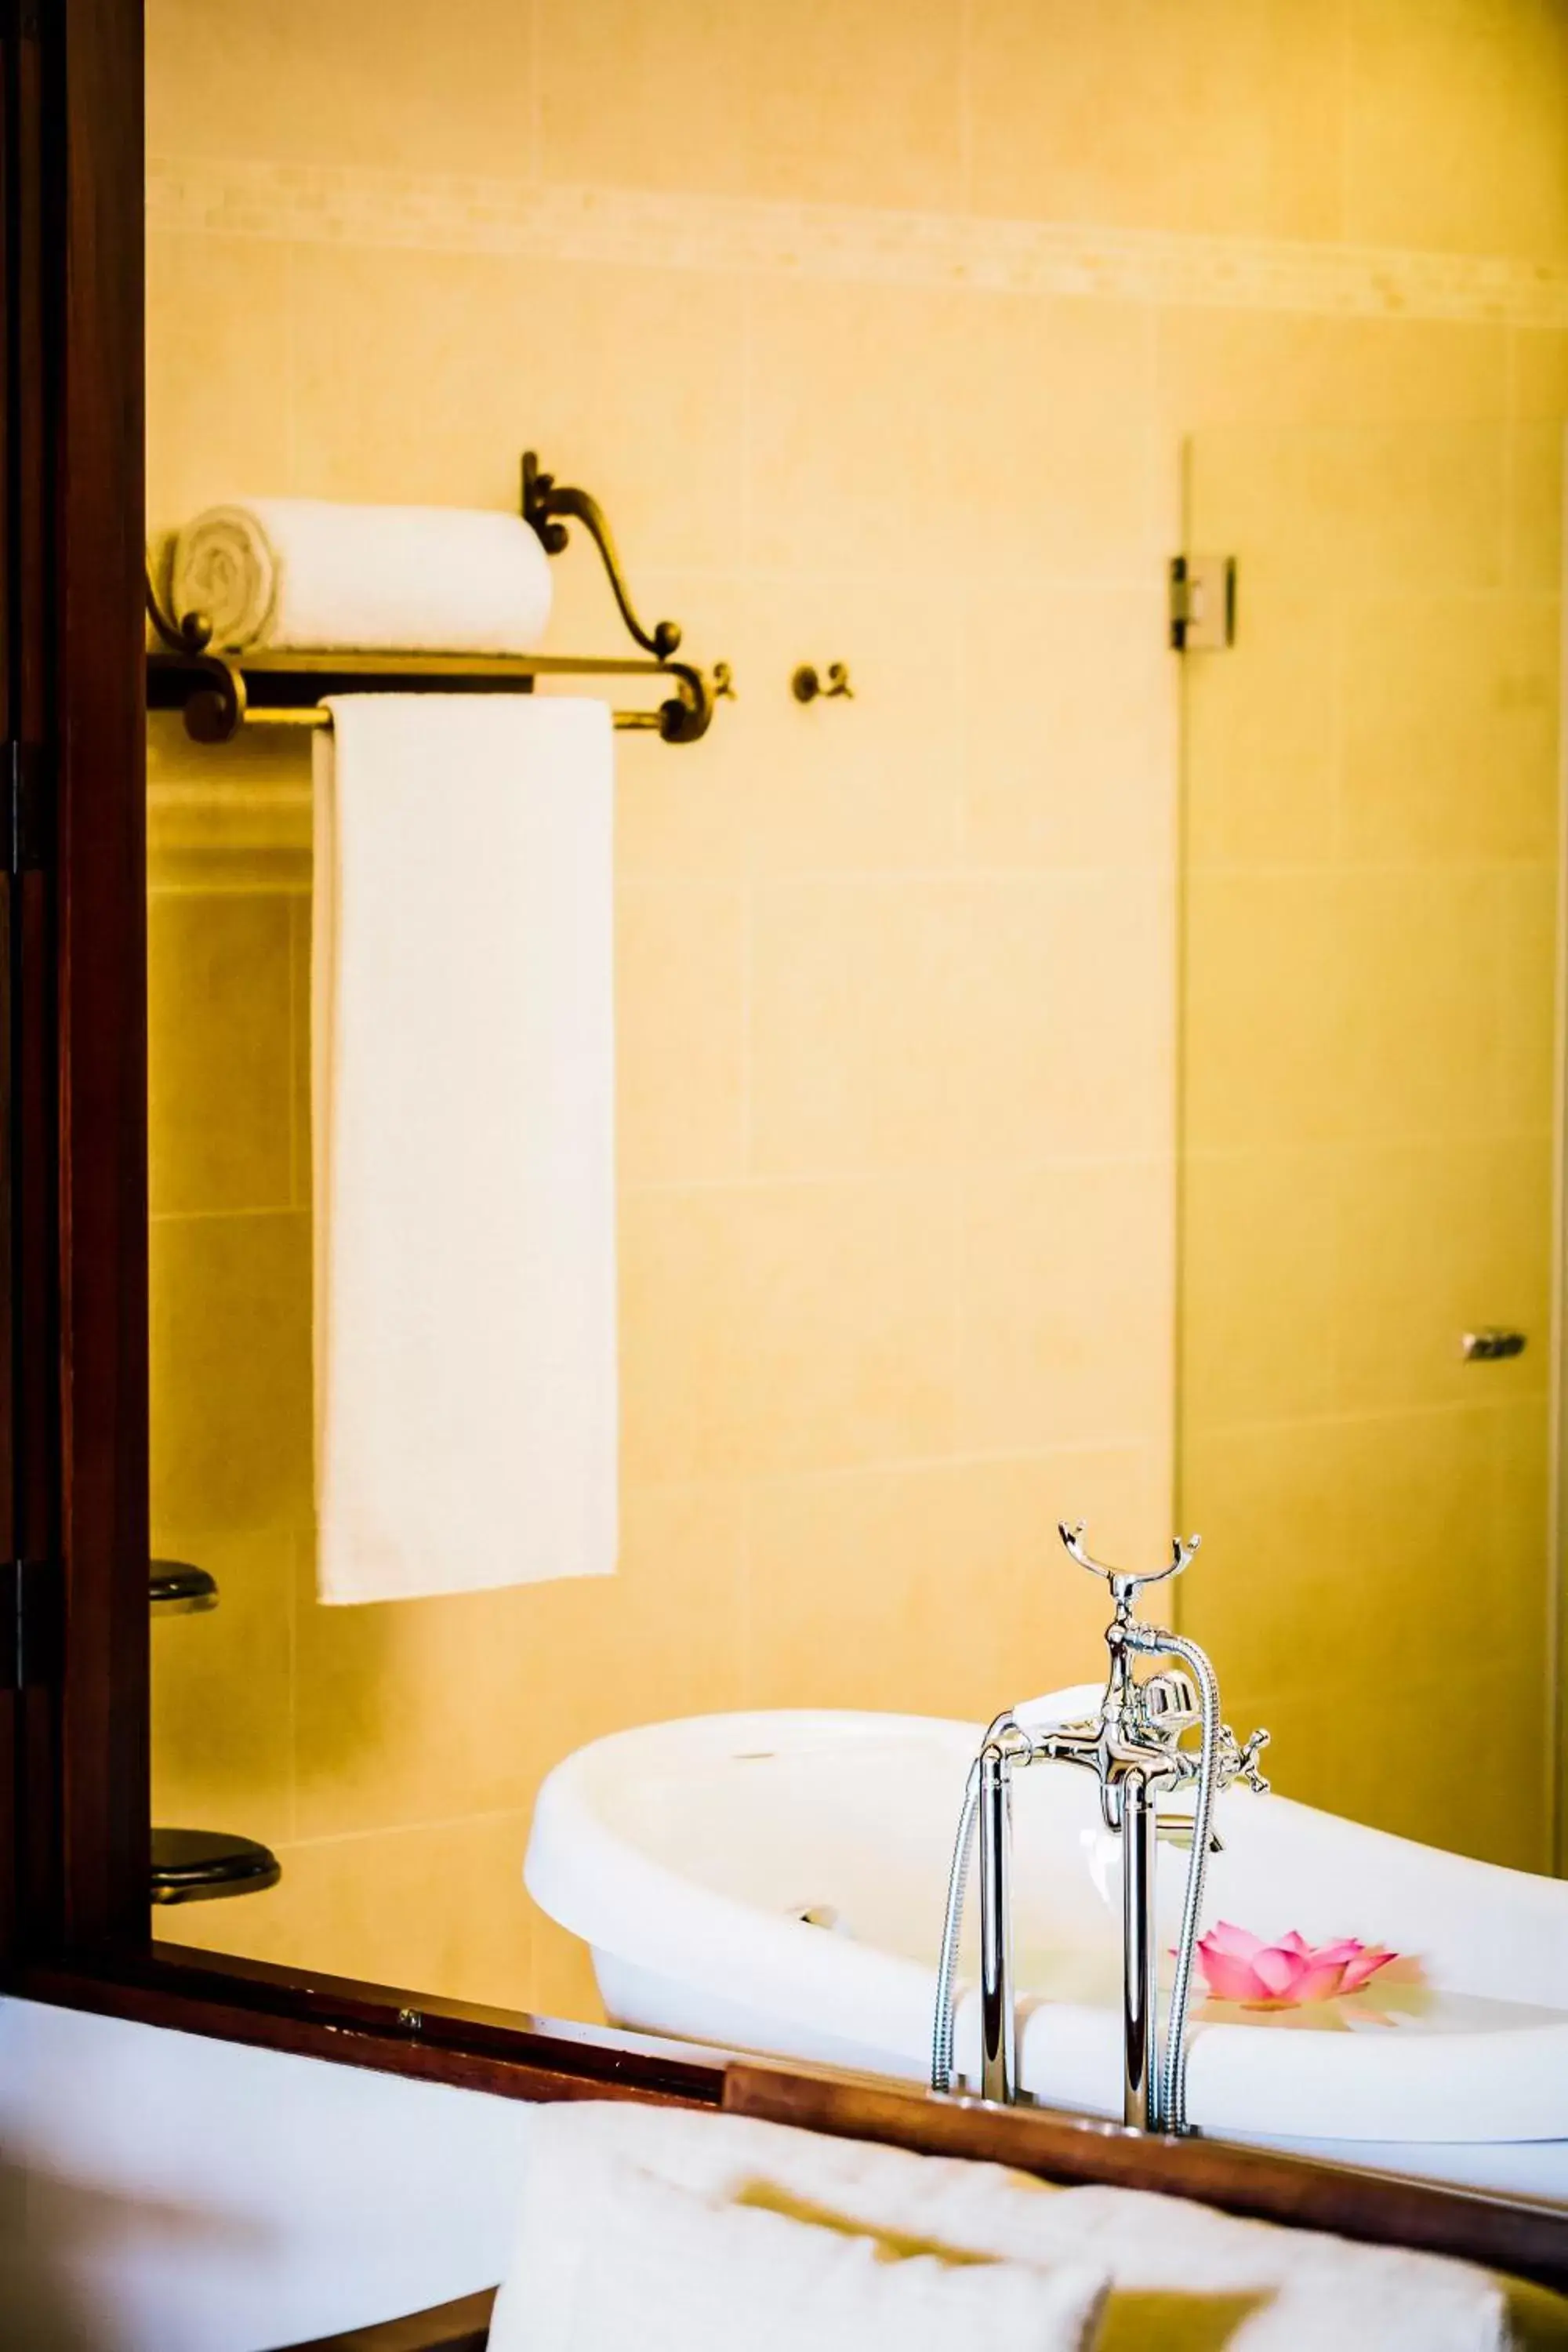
[[165, 497, 554, 656]]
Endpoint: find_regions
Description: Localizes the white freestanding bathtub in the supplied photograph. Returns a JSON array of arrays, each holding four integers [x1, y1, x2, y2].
[[525, 1706, 1568, 2152]]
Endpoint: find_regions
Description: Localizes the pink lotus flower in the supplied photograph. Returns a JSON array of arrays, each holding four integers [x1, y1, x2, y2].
[[1196, 1921, 1399, 2008]]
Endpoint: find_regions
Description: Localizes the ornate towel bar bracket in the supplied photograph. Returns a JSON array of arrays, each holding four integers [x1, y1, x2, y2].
[[143, 452, 732, 748], [521, 450, 678, 662]]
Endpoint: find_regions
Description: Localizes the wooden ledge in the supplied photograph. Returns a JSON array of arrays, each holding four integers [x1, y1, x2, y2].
[[726, 2061, 1568, 2296]]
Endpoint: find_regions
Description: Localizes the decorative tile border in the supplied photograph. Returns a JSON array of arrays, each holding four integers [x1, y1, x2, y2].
[[147, 155, 1568, 329]]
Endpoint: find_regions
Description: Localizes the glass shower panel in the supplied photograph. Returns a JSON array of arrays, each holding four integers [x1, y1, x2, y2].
[[1175, 420, 1560, 1873]]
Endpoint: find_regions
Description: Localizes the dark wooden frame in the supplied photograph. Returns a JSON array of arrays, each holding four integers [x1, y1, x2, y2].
[[1, 0, 151, 1964], [3, 11, 1567, 2350]]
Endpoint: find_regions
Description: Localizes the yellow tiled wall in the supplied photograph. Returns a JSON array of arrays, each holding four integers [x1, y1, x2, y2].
[[146, 0, 1568, 2008]]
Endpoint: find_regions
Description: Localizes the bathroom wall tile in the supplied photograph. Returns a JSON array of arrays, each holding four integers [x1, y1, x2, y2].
[[1360, 1401, 1550, 1681], [497, 1480, 747, 1769], [1185, 421, 1508, 599], [956, 871, 1173, 1166], [1178, 1147, 1338, 1433], [537, 0, 752, 194], [611, 721, 753, 880], [967, 0, 1345, 241], [957, 1159, 1173, 1454], [743, 0, 964, 210], [539, 0, 965, 209], [1497, 864, 1559, 1137], [1504, 423, 1565, 594], [1345, 0, 1568, 259], [290, 245, 748, 574], [1355, 1661, 1550, 1871], [1338, 593, 1559, 865], [1181, 590, 1338, 869], [746, 1446, 1165, 1720], [1328, 872, 1505, 1145], [157, 1811, 539, 2013], [1182, 1400, 1550, 1785], [616, 881, 746, 1185], [293, 1573, 528, 1842], [1487, 1396, 1555, 1665], [743, 1456, 1092, 1719], [1183, 870, 1504, 1151], [1158, 310, 1508, 435], [749, 879, 967, 1177], [151, 1525, 296, 1844], [1180, 873, 1345, 1152], [148, 891, 295, 1218], [745, 279, 967, 578], [146, 234, 294, 531], [621, 1176, 956, 1481], [1330, 1140, 1552, 1417], [1235, 1660, 1548, 1868], [751, 870, 1173, 1184], [1511, 328, 1568, 420], [293, 1483, 745, 1839], [147, 0, 535, 176], [735, 578, 964, 877], [1505, 332, 1568, 593], [287, 245, 512, 510], [951, 294, 1160, 584], [1180, 1414, 1363, 1715], [149, 1211, 313, 1532], [1178, 1416, 1393, 1722], [960, 583, 1175, 871]]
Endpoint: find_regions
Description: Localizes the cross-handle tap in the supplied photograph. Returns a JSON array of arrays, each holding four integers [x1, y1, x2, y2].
[[929, 1521, 1272, 2136], [1217, 1722, 1272, 1795]]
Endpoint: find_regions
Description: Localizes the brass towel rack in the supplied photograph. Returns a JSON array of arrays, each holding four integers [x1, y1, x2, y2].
[[146, 452, 734, 747]]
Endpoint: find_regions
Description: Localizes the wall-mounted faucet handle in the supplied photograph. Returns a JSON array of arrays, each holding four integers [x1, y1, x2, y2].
[[1058, 1520, 1201, 1602], [1217, 1723, 1271, 1795]]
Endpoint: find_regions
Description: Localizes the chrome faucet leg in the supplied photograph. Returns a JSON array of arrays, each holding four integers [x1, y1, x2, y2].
[[1122, 1773, 1159, 2130], [978, 1743, 1015, 2103]]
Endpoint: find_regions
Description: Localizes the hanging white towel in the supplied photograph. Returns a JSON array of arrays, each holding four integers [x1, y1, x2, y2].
[[312, 695, 618, 1604], [165, 499, 554, 655]]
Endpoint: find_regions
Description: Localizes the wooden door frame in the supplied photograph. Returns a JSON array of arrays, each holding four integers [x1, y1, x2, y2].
[[2, 0, 149, 1962]]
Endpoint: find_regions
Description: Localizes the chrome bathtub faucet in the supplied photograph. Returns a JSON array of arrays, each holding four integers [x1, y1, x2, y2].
[[931, 1522, 1269, 2135]]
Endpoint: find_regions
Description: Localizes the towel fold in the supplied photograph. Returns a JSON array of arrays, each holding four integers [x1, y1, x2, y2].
[[166, 497, 554, 655], [312, 695, 618, 1604], [489, 2137, 1109, 2352], [490, 2103, 1524, 2352]]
